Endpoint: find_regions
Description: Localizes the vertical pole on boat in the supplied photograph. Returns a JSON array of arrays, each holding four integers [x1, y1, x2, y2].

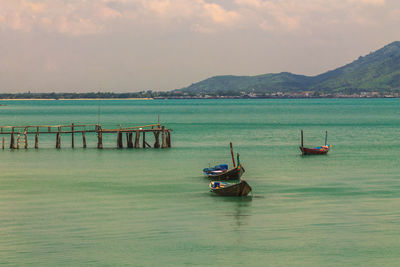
[[301, 130, 304, 148], [325, 130, 328, 146], [230, 142, 236, 168]]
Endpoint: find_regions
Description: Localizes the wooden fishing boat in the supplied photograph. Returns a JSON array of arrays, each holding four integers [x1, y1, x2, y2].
[[206, 164, 245, 181], [209, 180, 252, 196], [299, 130, 332, 155], [204, 142, 244, 181], [300, 145, 331, 155]]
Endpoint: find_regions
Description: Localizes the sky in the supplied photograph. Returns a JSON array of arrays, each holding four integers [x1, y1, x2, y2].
[[0, 0, 400, 93]]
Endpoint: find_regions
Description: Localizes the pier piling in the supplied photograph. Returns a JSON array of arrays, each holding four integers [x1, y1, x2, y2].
[[97, 126, 103, 149], [161, 126, 167, 148], [71, 123, 74, 148], [127, 133, 133, 148], [56, 127, 61, 149], [24, 128, 28, 149], [82, 131, 87, 148], [10, 129, 15, 149], [35, 127, 39, 149], [153, 132, 160, 148], [134, 131, 140, 148], [117, 131, 123, 148]]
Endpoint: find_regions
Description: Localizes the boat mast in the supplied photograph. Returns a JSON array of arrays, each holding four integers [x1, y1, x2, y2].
[[301, 130, 304, 148], [230, 142, 236, 168], [325, 130, 328, 146]]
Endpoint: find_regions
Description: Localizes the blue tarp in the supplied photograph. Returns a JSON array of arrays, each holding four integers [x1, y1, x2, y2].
[[203, 164, 228, 174]]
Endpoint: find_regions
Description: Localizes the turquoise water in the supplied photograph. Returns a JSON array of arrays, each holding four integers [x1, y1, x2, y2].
[[0, 99, 399, 266]]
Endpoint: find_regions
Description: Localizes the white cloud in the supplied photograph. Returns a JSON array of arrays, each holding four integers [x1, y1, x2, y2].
[[0, 0, 392, 35]]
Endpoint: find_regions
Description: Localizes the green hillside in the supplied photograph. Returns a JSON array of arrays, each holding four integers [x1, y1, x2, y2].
[[178, 41, 400, 94]]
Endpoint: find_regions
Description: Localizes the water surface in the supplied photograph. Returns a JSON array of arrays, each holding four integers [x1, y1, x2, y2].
[[0, 99, 399, 266]]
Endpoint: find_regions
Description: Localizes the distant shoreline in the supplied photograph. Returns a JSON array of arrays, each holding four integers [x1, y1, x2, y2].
[[0, 96, 398, 101], [0, 98, 154, 101]]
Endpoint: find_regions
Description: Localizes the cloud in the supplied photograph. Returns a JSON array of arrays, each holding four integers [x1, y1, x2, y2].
[[350, 0, 385, 5], [0, 0, 392, 35]]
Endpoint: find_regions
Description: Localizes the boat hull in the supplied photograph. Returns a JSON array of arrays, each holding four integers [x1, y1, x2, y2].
[[210, 180, 252, 196], [207, 165, 244, 181], [300, 146, 330, 155]]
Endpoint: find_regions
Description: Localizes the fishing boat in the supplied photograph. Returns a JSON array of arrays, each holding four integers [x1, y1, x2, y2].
[[299, 130, 331, 155], [204, 143, 244, 181], [209, 180, 252, 196]]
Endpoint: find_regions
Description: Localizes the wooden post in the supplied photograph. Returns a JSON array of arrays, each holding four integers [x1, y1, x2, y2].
[[16, 133, 20, 149], [134, 130, 140, 148], [24, 128, 28, 149], [2, 136, 4, 149], [301, 130, 304, 148], [71, 123, 74, 148], [35, 127, 39, 149], [97, 126, 103, 149], [35, 133, 39, 149], [153, 132, 160, 148], [48, 127, 51, 133], [325, 130, 328, 146], [117, 131, 123, 148], [142, 131, 146, 148], [10, 128, 15, 149], [82, 131, 87, 148], [230, 142, 236, 168], [56, 127, 61, 149], [127, 133, 133, 148], [161, 126, 167, 148], [166, 131, 171, 148]]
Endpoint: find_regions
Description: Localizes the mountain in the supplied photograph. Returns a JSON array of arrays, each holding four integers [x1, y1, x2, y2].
[[178, 41, 400, 94]]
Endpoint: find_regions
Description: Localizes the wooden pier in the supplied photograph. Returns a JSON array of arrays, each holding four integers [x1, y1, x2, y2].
[[0, 123, 172, 149]]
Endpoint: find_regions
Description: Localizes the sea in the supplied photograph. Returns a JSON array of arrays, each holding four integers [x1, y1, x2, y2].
[[0, 99, 399, 266]]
